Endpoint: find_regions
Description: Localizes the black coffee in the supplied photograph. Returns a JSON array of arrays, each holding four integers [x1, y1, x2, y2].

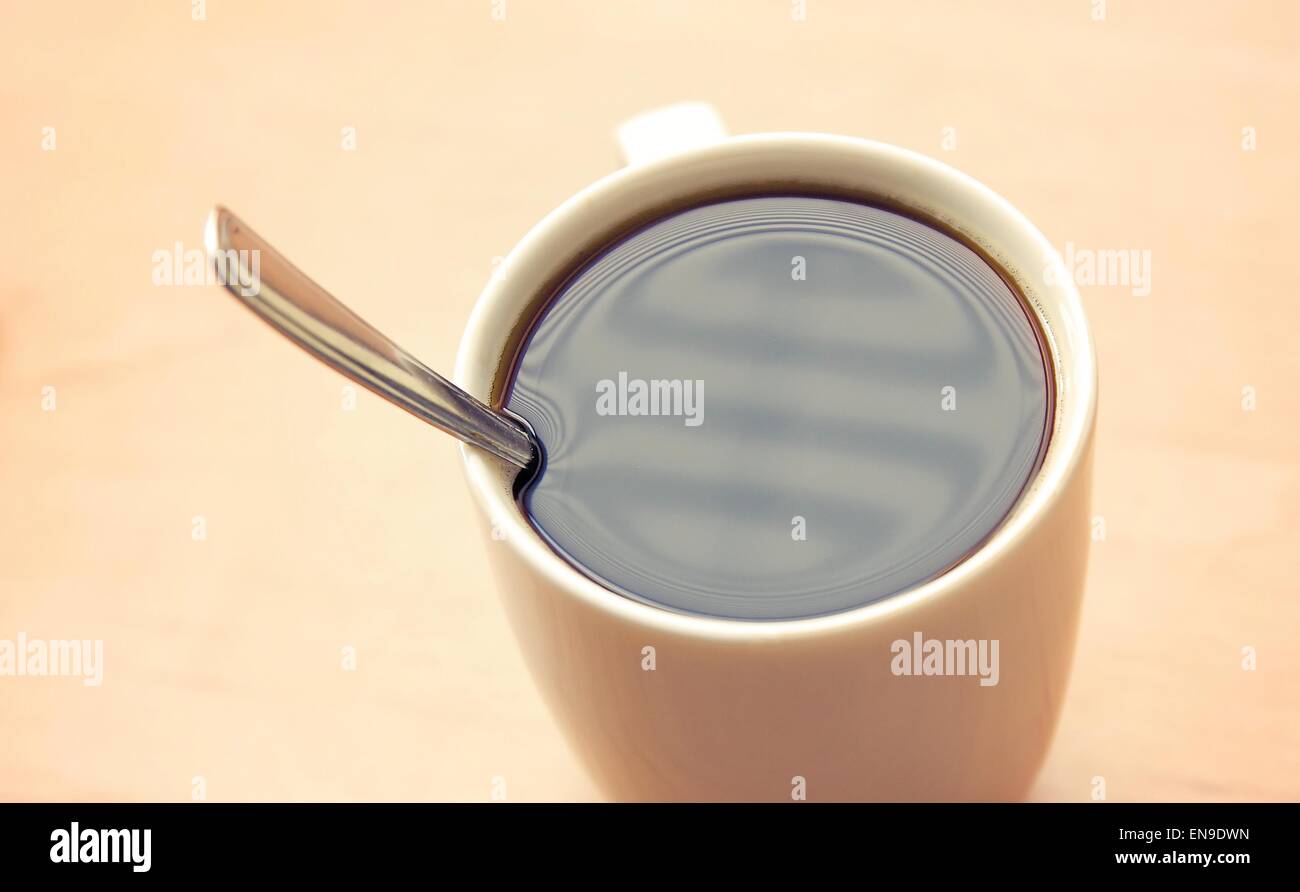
[[506, 196, 1050, 620]]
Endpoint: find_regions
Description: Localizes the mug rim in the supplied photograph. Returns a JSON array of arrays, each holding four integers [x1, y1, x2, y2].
[[454, 131, 1097, 641]]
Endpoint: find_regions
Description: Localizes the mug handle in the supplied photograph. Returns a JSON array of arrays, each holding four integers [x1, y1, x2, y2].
[[615, 102, 728, 167]]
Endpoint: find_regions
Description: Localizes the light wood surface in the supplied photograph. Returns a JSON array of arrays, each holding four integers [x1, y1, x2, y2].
[[2, 1, 1297, 802]]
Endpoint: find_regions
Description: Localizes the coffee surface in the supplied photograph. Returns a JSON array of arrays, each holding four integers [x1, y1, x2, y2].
[[506, 196, 1050, 619]]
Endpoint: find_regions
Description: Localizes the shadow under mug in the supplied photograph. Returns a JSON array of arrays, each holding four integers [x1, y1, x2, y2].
[[454, 105, 1097, 802]]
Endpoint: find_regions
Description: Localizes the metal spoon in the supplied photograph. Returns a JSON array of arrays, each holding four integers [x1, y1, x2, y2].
[[203, 206, 537, 469]]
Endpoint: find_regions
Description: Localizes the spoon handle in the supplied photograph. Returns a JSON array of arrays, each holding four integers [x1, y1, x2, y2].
[[204, 206, 536, 469]]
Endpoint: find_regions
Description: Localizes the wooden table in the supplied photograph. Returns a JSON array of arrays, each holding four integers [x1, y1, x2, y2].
[[2, 0, 1296, 801]]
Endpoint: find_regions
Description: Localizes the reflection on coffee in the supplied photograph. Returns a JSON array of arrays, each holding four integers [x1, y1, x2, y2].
[[506, 196, 1051, 620]]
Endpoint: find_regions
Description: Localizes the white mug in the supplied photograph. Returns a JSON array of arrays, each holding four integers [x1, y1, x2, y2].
[[454, 104, 1097, 801]]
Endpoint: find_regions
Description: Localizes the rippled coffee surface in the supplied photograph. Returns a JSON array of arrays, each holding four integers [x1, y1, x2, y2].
[[506, 196, 1050, 620]]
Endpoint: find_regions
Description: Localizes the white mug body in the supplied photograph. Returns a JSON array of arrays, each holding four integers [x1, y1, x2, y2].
[[454, 121, 1096, 802]]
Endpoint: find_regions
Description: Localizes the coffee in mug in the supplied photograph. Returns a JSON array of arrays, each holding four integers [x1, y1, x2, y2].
[[506, 195, 1053, 620]]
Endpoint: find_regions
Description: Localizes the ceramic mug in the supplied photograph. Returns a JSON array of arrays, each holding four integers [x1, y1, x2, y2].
[[454, 104, 1096, 801]]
